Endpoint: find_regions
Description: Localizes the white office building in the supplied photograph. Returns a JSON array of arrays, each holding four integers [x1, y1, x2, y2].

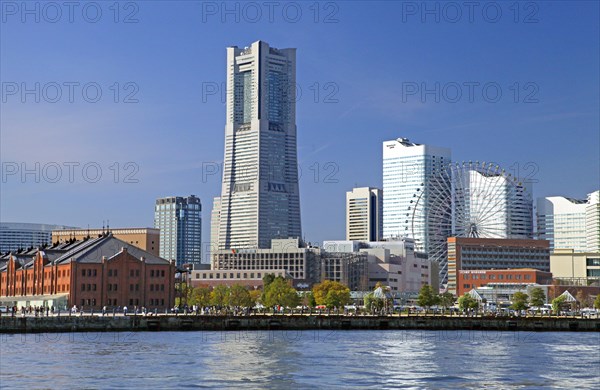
[[455, 170, 533, 239], [214, 40, 301, 250], [346, 187, 383, 242], [586, 191, 600, 252], [382, 137, 451, 243], [537, 190, 599, 252]]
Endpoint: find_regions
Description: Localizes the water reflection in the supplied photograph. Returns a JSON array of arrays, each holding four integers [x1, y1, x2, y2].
[[1, 331, 598, 389]]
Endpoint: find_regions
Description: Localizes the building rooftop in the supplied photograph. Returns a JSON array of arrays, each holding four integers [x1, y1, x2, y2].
[[0, 233, 170, 272]]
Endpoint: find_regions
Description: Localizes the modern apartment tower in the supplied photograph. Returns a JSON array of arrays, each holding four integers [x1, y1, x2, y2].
[[537, 190, 600, 252], [214, 40, 302, 250], [382, 138, 451, 242], [154, 195, 202, 266], [346, 187, 383, 241]]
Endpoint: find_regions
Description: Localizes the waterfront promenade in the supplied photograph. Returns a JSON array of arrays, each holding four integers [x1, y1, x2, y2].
[[1, 312, 599, 333]]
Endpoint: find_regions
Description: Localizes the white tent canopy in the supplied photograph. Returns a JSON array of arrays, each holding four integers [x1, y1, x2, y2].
[[558, 290, 577, 302]]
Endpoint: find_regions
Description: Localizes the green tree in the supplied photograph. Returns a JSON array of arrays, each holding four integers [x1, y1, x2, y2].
[[210, 285, 230, 306], [249, 289, 262, 307], [312, 280, 351, 308], [457, 294, 479, 311], [439, 292, 456, 311], [263, 273, 276, 287], [301, 292, 316, 308], [175, 283, 191, 306], [594, 294, 600, 310], [529, 287, 546, 308], [511, 292, 529, 311], [417, 284, 439, 311], [262, 277, 300, 308], [576, 290, 589, 309], [261, 274, 277, 304], [188, 286, 211, 307], [325, 288, 351, 308], [364, 292, 384, 311], [551, 295, 567, 314], [228, 284, 253, 307]]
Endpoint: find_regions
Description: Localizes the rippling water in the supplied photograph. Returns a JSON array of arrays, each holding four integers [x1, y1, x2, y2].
[[1, 330, 599, 389]]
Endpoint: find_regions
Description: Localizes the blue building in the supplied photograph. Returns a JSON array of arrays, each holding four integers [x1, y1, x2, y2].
[[154, 195, 202, 267]]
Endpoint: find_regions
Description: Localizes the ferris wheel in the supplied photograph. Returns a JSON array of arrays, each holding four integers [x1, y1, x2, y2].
[[409, 161, 533, 287]]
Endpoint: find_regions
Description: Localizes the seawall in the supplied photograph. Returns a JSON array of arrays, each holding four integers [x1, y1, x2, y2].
[[1, 314, 599, 333]]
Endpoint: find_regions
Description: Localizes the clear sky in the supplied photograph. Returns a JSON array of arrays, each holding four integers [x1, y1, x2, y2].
[[1, 1, 599, 261]]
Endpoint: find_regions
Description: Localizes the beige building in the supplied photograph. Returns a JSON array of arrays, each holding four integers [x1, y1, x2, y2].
[[190, 268, 290, 289], [346, 187, 383, 242], [52, 228, 160, 257], [323, 239, 437, 292], [320, 251, 368, 291], [211, 238, 320, 286], [550, 249, 600, 284]]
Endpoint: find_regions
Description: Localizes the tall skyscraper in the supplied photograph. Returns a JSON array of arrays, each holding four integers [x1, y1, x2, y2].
[[154, 195, 202, 266], [346, 187, 383, 241], [382, 138, 451, 243], [537, 190, 600, 252], [214, 40, 301, 250]]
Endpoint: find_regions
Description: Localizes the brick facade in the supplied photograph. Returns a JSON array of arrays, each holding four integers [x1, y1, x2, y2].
[[0, 235, 175, 310]]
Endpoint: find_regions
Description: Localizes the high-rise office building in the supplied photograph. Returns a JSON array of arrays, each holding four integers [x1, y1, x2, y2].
[[382, 138, 451, 243], [537, 190, 599, 252], [346, 187, 383, 241], [154, 195, 202, 266], [214, 40, 301, 250]]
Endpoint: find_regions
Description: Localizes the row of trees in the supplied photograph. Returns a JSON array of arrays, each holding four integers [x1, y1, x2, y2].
[[509, 287, 547, 311], [180, 284, 261, 308], [179, 276, 352, 309], [180, 278, 600, 313], [416, 285, 456, 311]]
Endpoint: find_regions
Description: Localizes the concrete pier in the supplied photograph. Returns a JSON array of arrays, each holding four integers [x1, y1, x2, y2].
[[1, 314, 599, 333]]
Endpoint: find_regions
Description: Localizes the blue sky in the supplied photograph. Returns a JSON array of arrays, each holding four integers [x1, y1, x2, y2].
[[1, 1, 598, 260]]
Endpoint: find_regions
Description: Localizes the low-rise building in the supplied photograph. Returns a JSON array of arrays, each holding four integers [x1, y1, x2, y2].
[[447, 237, 550, 295], [322, 238, 437, 292], [550, 249, 600, 285], [457, 268, 553, 296], [0, 234, 176, 310], [211, 238, 320, 286], [319, 251, 368, 291], [190, 269, 290, 289]]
